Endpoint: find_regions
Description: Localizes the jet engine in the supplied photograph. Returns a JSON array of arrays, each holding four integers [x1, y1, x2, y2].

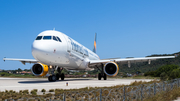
[[31, 63, 49, 77], [104, 62, 119, 77]]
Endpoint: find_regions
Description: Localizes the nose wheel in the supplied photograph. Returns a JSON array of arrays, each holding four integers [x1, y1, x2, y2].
[[48, 75, 57, 82]]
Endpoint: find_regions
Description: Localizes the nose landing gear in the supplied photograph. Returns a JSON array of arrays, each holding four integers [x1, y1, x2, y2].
[[48, 75, 57, 82], [48, 66, 65, 82]]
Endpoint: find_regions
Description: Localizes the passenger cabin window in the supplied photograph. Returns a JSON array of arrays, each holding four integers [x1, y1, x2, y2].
[[56, 37, 62, 42], [43, 36, 52, 40], [36, 36, 42, 40], [53, 36, 58, 41]]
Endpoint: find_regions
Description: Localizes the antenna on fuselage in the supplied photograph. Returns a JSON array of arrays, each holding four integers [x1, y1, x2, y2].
[[53, 28, 55, 31]]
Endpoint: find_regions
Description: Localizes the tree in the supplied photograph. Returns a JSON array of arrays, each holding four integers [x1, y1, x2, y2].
[[17, 68, 22, 72], [24, 69, 30, 71], [154, 64, 179, 77]]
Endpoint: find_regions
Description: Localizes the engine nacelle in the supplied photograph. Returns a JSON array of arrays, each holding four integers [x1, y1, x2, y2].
[[31, 63, 49, 77], [104, 62, 119, 77]]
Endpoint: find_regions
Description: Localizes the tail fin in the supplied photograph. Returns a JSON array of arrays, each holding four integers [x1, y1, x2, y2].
[[93, 33, 97, 53]]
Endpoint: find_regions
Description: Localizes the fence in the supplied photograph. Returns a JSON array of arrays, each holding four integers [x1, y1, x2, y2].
[[3, 78, 180, 101]]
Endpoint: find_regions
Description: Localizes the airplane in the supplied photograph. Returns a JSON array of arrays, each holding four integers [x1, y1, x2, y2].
[[3, 30, 175, 82]]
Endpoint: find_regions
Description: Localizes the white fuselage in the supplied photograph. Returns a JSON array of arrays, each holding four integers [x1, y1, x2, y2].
[[32, 30, 99, 70]]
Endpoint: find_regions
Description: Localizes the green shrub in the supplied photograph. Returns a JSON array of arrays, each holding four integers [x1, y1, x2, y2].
[[9, 90, 13, 93], [0, 72, 10, 76], [22, 90, 29, 94], [41, 89, 46, 92], [144, 65, 180, 78], [155, 65, 179, 77], [160, 72, 168, 81], [144, 71, 156, 76], [19, 90, 22, 93], [49, 89, 54, 92], [32, 89, 38, 92], [31, 90, 37, 95], [169, 69, 180, 79], [5, 90, 8, 93]]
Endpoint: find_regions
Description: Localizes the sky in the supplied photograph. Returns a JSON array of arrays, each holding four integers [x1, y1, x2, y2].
[[0, 0, 180, 70]]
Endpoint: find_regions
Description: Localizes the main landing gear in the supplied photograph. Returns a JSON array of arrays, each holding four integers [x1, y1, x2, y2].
[[48, 66, 65, 82], [97, 64, 107, 80]]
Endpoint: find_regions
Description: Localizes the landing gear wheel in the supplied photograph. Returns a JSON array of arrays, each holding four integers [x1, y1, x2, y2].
[[98, 73, 102, 80], [48, 76, 52, 82], [56, 74, 60, 80], [51, 75, 57, 82], [103, 73, 107, 80], [61, 73, 64, 80]]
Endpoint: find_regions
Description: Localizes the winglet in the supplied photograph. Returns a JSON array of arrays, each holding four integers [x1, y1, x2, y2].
[[93, 33, 97, 53]]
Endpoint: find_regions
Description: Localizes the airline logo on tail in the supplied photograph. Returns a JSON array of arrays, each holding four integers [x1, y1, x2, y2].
[[93, 33, 97, 53]]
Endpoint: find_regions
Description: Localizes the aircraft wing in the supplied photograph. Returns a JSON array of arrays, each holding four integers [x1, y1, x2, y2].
[[89, 56, 175, 67], [3, 58, 38, 65]]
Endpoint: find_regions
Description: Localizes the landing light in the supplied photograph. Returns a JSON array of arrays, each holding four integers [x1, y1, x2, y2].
[[50, 65, 52, 69]]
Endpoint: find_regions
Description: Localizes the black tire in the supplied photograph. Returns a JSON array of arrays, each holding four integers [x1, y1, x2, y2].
[[103, 73, 107, 80], [56, 74, 60, 80], [48, 76, 52, 82], [61, 73, 64, 80], [51, 75, 57, 82], [98, 73, 101, 80]]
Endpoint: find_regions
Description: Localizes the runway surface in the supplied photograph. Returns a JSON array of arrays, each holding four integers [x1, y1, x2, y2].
[[0, 77, 152, 92]]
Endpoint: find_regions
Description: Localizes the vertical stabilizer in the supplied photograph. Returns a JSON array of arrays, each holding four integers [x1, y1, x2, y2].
[[93, 33, 97, 53]]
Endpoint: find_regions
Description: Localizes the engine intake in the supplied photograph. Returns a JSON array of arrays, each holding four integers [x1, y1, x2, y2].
[[104, 62, 119, 77], [31, 63, 48, 77]]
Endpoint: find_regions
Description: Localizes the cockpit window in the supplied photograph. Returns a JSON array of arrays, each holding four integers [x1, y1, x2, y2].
[[36, 36, 42, 40], [43, 36, 52, 40], [56, 37, 62, 42], [53, 36, 58, 41]]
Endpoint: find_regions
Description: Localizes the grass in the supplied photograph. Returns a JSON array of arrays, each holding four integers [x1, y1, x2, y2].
[[144, 87, 180, 101]]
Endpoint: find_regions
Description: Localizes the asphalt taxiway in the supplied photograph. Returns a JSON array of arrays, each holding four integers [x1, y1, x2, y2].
[[0, 77, 152, 92]]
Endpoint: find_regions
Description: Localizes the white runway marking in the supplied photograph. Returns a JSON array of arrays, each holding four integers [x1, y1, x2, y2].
[[0, 77, 22, 80], [0, 77, 152, 92]]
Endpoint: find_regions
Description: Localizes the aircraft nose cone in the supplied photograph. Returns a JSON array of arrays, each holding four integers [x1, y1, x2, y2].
[[31, 41, 48, 60]]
